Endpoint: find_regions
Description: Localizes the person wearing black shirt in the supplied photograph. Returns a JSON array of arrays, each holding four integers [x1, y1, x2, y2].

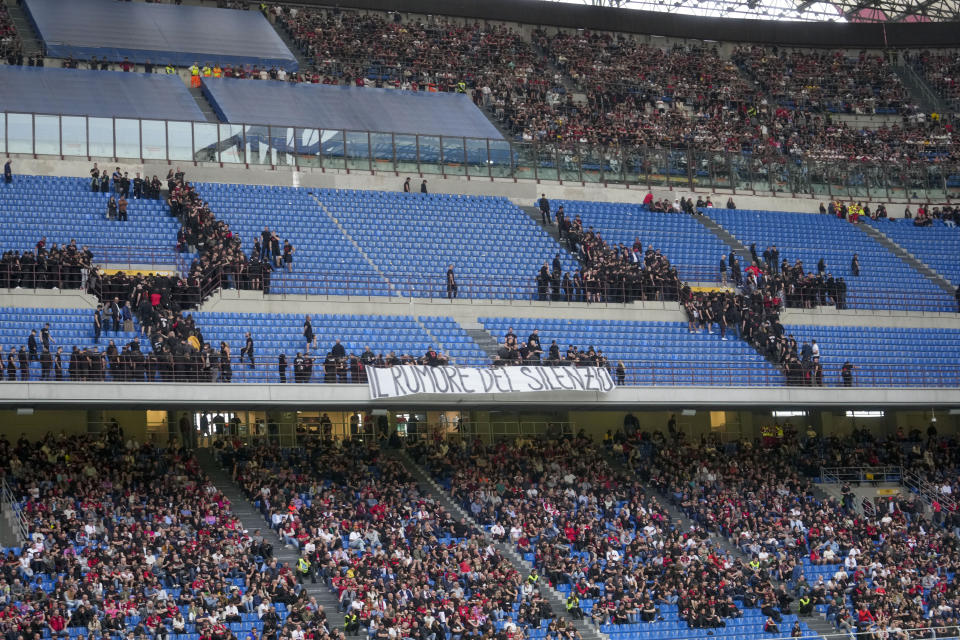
[[303, 315, 315, 352], [527, 329, 542, 354], [446, 264, 457, 299], [40, 323, 52, 352], [539, 193, 551, 225], [5, 349, 15, 381], [17, 346, 29, 380], [27, 330, 38, 362], [278, 353, 287, 383], [93, 305, 102, 343], [240, 332, 255, 369], [331, 339, 346, 359], [133, 172, 144, 199], [841, 361, 854, 387], [39, 348, 52, 380]]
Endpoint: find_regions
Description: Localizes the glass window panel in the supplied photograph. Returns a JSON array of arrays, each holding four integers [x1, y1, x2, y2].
[[535, 144, 558, 181], [247, 126, 270, 166], [295, 128, 320, 168], [580, 145, 602, 184], [488, 140, 512, 178], [272, 127, 296, 167], [141, 120, 166, 160], [394, 134, 417, 173], [167, 121, 193, 162], [321, 130, 345, 170], [370, 133, 395, 173], [89, 117, 113, 158], [441, 136, 465, 176], [62, 116, 86, 158], [465, 138, 489, 178], [417, 135, 441, 174], [0, 113, 4, 154], [193, 123, 219, 163], [219, 124, 246, 164], [344, 132, 370, 171], [7, 113, 32, 155], [114, 119, 140, 159], [34, 115, 59, 156], [513, 142, 536, 180]]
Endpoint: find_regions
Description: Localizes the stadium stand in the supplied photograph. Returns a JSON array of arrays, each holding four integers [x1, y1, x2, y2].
[[705, 208, 955, 311], [732, 47, 908, 114], [552, 199, 734, 283], [0, 2, 21, 63], [0, 173, 178, 264], [863, 217, 960, 287], [22, 0, 297, 70], [0, 66, 206, 121], [233, 440, 552, 638], [909, 50, 960, 112], [315, 189, 577, 299], [478, 317, 782, 386], [201, 78, 504, 139], [783, 324, 960, 387], [419, 436, 820, 640]]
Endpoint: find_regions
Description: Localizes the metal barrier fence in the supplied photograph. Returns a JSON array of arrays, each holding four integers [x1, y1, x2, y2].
[[2, 111, 958, 202], [7, 357, 960, 388]]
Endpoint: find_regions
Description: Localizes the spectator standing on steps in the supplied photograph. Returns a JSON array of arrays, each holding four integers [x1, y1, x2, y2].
[[420, 179, 428, 193], [539, 193, 551, 225], [446, 264, 458, 299], [3, 159, 11, 185], [402, 177, 411, 192]]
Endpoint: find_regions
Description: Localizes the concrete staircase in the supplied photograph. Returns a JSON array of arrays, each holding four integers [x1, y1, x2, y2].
[[519, 204, 564, 245], [459, 320, 500, 359], [857, 222, 956, 295], [390, 448, 610, 640], [693, 215, 752, 265], [895, 65, 949, 116], [4, 0, 43, 57], [263, 11, 312, 72], [189, 87, 221, 124], [194, 449, 343, 628]]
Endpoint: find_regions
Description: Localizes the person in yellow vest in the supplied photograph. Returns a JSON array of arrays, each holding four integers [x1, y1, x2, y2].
[[189, 62, 201, 88], [164, 64, 176, 75], [456, 81, 466, 93], [566, 594, 582, 620], [749, 557, 761, 572], [202, 64, 212, 78], [527, 569, 539, 585], [213, 64, 222, 79], [296, 556, 311, 583], [344, 612, 359, 636]]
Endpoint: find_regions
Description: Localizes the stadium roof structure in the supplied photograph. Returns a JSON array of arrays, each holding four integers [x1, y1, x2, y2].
[[557, 0, 959, 22]]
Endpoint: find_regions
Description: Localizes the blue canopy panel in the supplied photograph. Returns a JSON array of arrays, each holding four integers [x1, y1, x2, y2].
[[23, 0, 297, 71], [0, 66, 205, 121], [201, 78, 504, 140]]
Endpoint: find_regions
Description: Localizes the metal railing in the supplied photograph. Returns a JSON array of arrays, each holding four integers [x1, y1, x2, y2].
[[6, 356, 960, 388], [901, 466, 957, 512], [2, 110, 958, 202], [819, 466, 903, 484], [0, 478, 27, 546]]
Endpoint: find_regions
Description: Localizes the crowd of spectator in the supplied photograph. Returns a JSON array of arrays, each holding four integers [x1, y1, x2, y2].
[[0, 3, 21, 65], [0, 428, 332, 640], [733, 47, 910, 115], [909, 51, 960, 113], [493, 326, 611, 370], [0, 239, 93, 291], [647, 426, 960, 640], [232, 438, 554, 640]]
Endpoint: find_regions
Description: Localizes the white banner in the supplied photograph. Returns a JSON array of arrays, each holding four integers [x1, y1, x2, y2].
[[368, 365, 616, 399]]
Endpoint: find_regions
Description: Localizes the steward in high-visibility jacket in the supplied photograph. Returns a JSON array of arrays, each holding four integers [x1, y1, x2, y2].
[[164, 64, 176, 75], [566, 594, 583, 620]]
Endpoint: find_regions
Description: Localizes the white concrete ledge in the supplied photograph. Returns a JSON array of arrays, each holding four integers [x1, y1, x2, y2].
[[0, 381, 957, 409]]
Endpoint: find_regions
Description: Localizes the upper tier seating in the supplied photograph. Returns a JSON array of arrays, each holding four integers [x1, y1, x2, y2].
[[783, 324, 960, 386], [706, 209, 954, 312], [190, 182, 391, 295], [0, 174, 177, 264], [864, 218, 960, 288], [554, 199, 732, 282], [194, 312, 489, 381], [316, 189, 577, 299], [733, 47, 907, 114], [479, 317, 781, 386]]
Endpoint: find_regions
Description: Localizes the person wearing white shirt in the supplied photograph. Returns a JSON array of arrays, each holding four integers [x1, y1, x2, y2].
[[348, 530, 366, 551]]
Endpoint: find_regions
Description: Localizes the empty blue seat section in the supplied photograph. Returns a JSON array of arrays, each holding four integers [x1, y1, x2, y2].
[[707, 208, 954, 312], [0, 66, 206, 121], [319, 189, 576, 300], [189, 182, 391, 295], [202, 78, 502, 138], [23, 0, 297, 70], [553, 200, 732, 282], [783, 324, 960, 387], [864, 218, 960, 288], [478, 317, 782, 386], [193, 312, 489, 382], [0, 175, 178, 263]]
